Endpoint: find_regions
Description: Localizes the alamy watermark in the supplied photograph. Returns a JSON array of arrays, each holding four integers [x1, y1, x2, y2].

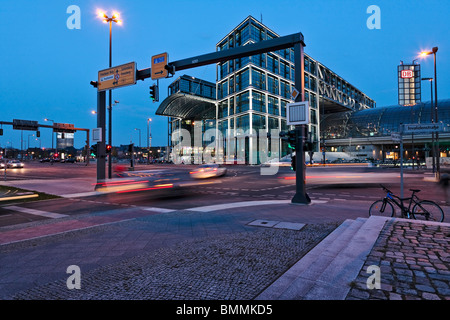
[[66, 5, 81, 30], [366, 265, 381, 289], [66, 265, 81, 289], [366, 5, 381, 30], [171, 128, 287, 175]]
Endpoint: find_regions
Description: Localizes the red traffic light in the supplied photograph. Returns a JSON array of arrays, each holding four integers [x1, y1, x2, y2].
[[106, 145, 112, 153]]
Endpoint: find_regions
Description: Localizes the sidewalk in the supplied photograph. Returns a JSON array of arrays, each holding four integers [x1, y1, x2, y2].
[[0, 179, 449, 300]]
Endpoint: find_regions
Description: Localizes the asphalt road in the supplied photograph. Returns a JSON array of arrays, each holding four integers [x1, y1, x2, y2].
[[0, 161, 448, 227]]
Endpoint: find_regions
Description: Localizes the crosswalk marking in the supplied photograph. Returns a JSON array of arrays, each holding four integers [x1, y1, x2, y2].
[[4, 206, 68, 219]]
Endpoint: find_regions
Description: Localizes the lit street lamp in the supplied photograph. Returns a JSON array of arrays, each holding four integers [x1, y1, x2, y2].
[[97, 9, 122, 179], [420, 47, 439, 178]]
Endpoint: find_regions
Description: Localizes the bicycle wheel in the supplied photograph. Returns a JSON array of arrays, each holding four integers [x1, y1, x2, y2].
[[412, 200, 444, 222], [369, 199, 395, 217]]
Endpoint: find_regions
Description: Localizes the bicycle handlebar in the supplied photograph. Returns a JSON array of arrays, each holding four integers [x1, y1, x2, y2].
[[379, 184, 392, 194]]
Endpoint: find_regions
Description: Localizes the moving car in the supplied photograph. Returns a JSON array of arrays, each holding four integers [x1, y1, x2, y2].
[[189, 164, 227, 179], [62, 158, 77, 163], [7, 160, 24, 168], [0, 162, 5, 169]]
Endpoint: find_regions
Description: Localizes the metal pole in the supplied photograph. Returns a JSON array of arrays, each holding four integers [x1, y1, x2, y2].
[[400, 136, 404, 199], [96, 91, 106, 183], [291, 41, 310, 205], [147, 120, 150, 164], [430, 80, 435, 173], [433, 50, 440, 179], [85, 129, 90, 166], [108, 20, 113, 179]]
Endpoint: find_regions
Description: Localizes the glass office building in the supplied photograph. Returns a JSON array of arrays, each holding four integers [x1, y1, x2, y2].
[[214, 16, 375, 164], [158, 16, 376, 164]]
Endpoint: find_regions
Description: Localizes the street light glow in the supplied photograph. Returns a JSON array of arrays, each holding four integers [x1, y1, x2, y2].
[[97, 9, 123, 25], [97, 9, 107, 18]]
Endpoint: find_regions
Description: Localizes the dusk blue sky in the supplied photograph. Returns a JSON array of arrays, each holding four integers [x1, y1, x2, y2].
[[1, 0, 449, 150]]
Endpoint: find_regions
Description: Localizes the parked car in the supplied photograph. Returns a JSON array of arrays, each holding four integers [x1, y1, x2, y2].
[[7, 160, 24, 168], [189, 164, 227, 179], [62, 158, 77, 163], [40, 158, 51, 163]]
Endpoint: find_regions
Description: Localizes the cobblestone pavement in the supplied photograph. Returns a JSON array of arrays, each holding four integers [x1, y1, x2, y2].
[[346, 220, 450, 300]]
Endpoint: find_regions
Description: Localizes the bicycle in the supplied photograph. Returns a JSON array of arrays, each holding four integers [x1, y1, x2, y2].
[[369, 184, 444, 222]]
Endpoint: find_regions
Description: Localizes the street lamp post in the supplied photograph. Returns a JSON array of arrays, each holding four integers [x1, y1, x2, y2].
[[147, 118, 152, 164], [421, 77, 435, 173], [420, 47, 439, 178], [27, 134, 34, 157], [97, 10, 122, 179], [135, 128, 141, 147], [44, 118, 55, 156]]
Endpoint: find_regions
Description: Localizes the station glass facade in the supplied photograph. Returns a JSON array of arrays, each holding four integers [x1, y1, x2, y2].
[[215, 16, 319, 163], [162, 16, 376, 164], [322, 99, 450, 161]]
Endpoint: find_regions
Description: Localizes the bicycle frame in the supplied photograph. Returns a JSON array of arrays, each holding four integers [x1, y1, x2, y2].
[[372, 184, 444, 222], [384, 191, 419, 218]]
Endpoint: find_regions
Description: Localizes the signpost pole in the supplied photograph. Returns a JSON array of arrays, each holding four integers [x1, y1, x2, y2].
[[96, 91, 106, 183], [291, 41, 310, 205], [399, 126, 404, 199]]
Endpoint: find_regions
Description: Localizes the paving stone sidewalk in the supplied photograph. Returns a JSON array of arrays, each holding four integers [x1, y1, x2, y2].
[[346, 219, 450, 300]]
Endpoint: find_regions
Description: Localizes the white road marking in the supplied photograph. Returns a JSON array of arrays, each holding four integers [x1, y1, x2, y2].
[[141, 207, 176, 213], [4, 206, 68, 219]]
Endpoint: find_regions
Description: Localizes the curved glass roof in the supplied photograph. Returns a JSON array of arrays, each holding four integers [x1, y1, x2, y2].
[[323, 99, 450, 140]]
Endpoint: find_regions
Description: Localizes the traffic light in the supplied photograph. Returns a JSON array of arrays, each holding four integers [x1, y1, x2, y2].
[[165, 64, 176, 77], [91, 144, 98, 157], [150, 84, 159, 102], [303, 141, 313, 152], [106, 145, 112, 153], [0, 128, 3, 136], [36, 131, 40, 138], [291, 155, 296, 171], [280, 130, 297, 150]]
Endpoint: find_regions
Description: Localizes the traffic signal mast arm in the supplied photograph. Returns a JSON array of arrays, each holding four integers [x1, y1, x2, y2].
[[133, 33, 305, 82]]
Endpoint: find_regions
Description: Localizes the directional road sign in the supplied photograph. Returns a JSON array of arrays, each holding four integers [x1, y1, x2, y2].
[[287, 101, 310, 126], [402, 123, 443, 134], [12, 119, 38, 131], [151, 53, 168, 80], [97, 62, 136, 92], [391, 132, 402, 143], [53, 123, 75, 133]]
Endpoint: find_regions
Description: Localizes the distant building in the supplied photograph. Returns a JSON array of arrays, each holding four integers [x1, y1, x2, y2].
[[398, 62, 421, 106], [56, 132, 74, 149]]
